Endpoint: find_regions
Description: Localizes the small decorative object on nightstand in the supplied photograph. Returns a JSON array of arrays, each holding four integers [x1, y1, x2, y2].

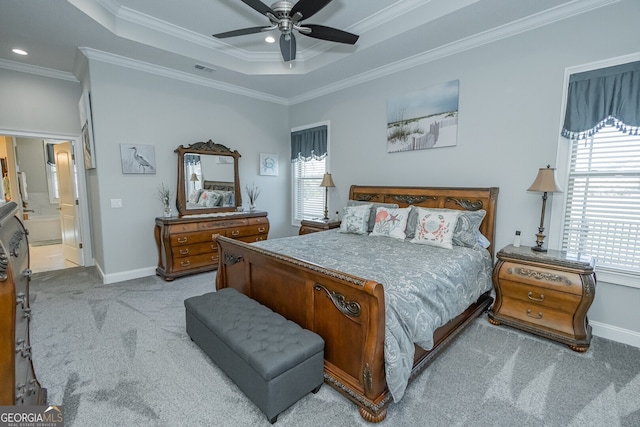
[[488, 244, 596, 352], [319, 173, 335, 221], [299, 218, 341, 235]]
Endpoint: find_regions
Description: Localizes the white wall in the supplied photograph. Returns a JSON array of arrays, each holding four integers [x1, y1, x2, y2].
[[84, 61, 289, 282], [288, 0, 640, 345]]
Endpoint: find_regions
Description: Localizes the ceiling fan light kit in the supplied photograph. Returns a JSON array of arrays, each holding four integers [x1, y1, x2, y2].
[[213, 0, 359, 62]]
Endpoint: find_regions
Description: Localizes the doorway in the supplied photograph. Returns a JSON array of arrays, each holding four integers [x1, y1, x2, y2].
[[0, 130, 93, 274]]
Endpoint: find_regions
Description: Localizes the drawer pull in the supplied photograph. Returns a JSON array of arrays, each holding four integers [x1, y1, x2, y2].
[[231, 230, 240, 236], [526, 309, 543, 319], [180, 260, 191, 267], [179, 248, 189, 255], [258, 227, 266, 233], [527, 292, 545, 302], [177, 237, 188, 244]]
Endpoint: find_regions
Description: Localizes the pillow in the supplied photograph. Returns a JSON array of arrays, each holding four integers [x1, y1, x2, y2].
[[370, 207, 411, 240], [410, 208, 459, 249], [188, 189, 203, 205], [405, 206, 486, 248], [339, 204, 372, 235], [347, 200, 399, 232], [477, 232, 491, 249], [197, 191, 221, 208], [453, 209, 487, 248]]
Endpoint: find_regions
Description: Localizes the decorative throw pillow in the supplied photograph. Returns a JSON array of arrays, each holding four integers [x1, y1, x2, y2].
[[339, 204, 372, 235], [452, 209, 486, 248], [405, 207, 486, 248], [188, 189, 203, 205], [410, 208, 459, 249], [198, 191, 221, 207], [347, 200, 399, 232], [370, 207, 411, 240]]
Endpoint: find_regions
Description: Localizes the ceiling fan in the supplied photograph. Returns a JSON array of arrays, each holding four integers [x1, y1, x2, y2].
[[213, 0, 359, 62]]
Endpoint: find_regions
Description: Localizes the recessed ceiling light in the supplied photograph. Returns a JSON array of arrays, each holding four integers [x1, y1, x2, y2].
[[265, 36, 275, 44], [12, 48, 28, 56]]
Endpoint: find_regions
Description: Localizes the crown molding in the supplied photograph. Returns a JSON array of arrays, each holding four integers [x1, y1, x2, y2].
[[78, 48, 289, 105], [288, 0, 621, 104], [0, 58, 78, 82]]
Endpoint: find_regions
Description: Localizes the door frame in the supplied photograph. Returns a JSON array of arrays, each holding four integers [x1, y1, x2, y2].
[[0, 128, 93, 267]]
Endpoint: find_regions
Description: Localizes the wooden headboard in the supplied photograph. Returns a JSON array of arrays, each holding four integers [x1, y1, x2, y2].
[[203, 180, 235, 192], [349, 185, 499, 257]]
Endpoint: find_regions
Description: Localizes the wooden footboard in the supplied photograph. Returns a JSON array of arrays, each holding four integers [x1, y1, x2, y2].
[[215, 235, 389, 419]]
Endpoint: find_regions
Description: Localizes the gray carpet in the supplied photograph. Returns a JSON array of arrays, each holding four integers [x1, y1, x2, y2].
[[28, 267, 640, 426]]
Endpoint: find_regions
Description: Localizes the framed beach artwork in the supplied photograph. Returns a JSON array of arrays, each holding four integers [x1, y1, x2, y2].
[[259, 152, 278, 176], [386, 79, 459, 153], [120, 144, 156, 174]]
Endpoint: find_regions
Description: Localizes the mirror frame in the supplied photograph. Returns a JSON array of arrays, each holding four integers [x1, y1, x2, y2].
[[175, 140, 242, 217]]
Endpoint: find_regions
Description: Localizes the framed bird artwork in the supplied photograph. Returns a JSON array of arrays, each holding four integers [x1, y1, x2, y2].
[[120, 143, 156, 174]]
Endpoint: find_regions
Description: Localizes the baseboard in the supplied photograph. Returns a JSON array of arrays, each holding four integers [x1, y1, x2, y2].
[[100, 265, 157, 284], [591, 320, 640, 349]]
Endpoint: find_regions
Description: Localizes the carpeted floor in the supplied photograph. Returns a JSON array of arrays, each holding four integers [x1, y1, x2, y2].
[[28, 267, 640, 426]]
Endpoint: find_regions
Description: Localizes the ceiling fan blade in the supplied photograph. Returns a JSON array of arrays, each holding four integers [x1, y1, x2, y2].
[[213, 26, 270, 39], [290, 0, 332, 20], [302, 24, 359, 44], [279, 33, 297, 62], [241, 0, 276, 17]]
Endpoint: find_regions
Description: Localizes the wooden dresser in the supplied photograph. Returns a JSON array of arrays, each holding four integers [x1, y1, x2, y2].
[[488, 244, 596, 352], [155, 211, 269, 281], [0, 202, 46, 405]]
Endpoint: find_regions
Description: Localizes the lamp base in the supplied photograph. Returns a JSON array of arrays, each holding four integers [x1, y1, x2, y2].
[[531, 245, 548, 253]]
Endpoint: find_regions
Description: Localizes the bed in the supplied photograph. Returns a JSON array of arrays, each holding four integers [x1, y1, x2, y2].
[[215, 185, 498, 422]]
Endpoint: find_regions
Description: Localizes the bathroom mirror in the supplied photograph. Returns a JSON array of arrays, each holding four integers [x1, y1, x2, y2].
[[175, 140, 241, 216]]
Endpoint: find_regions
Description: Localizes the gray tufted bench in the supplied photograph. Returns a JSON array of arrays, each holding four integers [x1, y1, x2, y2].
[[184, 288, 324, 424]]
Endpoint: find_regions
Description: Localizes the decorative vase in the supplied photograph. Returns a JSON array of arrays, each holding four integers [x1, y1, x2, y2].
[[249, 204, 256, 212], [163, 204, 172, 218]]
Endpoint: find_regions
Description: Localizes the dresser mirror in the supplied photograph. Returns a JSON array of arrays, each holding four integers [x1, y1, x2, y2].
[[175, 140, 242, 216]]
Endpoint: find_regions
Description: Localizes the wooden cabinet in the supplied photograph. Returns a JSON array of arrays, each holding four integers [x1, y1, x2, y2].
[[155, 211, 269, 281], [488, 244, 596, 352], [0, 202, 46, 406], [299, 219, 341, 235]]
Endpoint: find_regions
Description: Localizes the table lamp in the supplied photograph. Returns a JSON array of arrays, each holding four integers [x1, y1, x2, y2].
[[190, 173, 199, 191], [319, 173, 335, 221], [527, 165, 562, 252]]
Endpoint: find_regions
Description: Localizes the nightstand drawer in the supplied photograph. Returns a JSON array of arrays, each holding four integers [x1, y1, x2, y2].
[[499, 296, 575, 337], [499, 261, 583, 296], [499, 281, 581, 314]]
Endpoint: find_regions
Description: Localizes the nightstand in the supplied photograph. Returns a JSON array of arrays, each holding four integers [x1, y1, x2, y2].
[[488, 244, 596, 352], [299, 218, 341, 235]]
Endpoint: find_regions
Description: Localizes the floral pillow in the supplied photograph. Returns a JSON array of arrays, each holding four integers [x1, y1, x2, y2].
[[370, 207, 411, 240], [347, 200, 399, 232], [197, 191, 221, 208], [339, 204, 372, 235], [410, 208, 459, 249]]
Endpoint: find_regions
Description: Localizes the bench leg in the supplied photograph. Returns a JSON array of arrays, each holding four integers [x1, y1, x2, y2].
[[312, 384, 322, 394], [268, 414, 278, 424]]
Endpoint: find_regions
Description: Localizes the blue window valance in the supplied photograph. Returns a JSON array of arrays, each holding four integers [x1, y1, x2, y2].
[[291, 125, 327, 162], [184, 154, 201, 165], [46, 143, 56, 165], [561, 61, 640, 140]]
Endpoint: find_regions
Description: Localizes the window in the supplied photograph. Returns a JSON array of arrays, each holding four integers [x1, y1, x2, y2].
[[293, 157, 326, 221], [562, 120, 640, 274], [291, 124, 328, 223], [559, 60, 640, 281]]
